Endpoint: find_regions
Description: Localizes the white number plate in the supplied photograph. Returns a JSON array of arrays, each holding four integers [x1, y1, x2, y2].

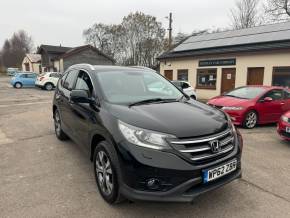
[[203, 159, 237, 183], [286, 127, 290, 133]]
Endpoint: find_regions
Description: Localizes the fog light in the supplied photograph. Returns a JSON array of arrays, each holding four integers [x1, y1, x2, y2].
[[146, 178, 161, 190]]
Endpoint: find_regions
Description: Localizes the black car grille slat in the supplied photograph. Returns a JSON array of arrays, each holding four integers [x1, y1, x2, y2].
[[208, 104, 223, 109], [168, 129, 235, 165], [281, 131, 290, 138]]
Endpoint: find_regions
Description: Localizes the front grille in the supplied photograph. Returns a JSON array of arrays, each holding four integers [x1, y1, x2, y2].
[[168, 129, 235, 164], [281, 131, 290, 138], [208, 104, 223, 109]]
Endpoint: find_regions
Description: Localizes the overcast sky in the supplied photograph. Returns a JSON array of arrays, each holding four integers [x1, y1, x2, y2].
[[0, 0, 236, 49]]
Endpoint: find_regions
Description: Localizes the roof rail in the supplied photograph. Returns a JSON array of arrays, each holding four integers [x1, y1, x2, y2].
[[130, 66, 156, 72], [68, 63, 94, 70]]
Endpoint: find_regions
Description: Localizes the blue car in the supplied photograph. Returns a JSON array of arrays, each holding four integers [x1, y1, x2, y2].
[[10, 72, 37, 88]]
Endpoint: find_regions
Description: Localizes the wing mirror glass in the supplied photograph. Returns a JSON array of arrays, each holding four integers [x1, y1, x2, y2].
[[263, 97, 273, 102]]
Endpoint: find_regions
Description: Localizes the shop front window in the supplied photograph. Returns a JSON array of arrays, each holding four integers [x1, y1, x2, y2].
[[196, 69, 217, 89], [272, 67, 290, 88], [177, 69, 188, 81]]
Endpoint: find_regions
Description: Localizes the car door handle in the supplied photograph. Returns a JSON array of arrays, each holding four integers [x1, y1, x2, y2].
[[281, 102, 285, 105]]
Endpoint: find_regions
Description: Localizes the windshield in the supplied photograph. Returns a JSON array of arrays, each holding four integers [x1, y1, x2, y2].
[[97, 70, 183, 104], [225, 87, 266, 99]]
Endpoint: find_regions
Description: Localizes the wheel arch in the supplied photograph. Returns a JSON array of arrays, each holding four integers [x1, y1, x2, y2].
[[90, 132, 117, 161], [45, 82, 55, 88], [14, 81, 22, 87]]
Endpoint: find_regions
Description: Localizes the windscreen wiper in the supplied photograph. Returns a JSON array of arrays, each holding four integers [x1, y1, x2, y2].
[[129, 98, 177, 107]]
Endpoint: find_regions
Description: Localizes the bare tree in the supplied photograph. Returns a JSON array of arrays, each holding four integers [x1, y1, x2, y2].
[[230, 0, 261, 29], [1, 30, 34, 68], [265, 0, 290, 21], [83, 12, 165, 68]]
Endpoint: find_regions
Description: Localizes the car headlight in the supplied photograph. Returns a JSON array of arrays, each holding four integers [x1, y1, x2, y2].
[[222, 106, 244, 111], [224, 113, 236, 133], [281, 115, 289, 122], [118, 121, 175, 150]]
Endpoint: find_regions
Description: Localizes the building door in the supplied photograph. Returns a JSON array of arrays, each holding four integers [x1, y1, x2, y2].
[[164, 70, 173, 80], [247, 67, 264, 85], [221, 68, 236, 93], [24, 63, 30, 71]]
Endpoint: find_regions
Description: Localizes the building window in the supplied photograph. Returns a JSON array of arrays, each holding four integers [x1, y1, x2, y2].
[[272, 67, 290, 88], [177, 69, 188, 81], [196, 69, 217, 89]]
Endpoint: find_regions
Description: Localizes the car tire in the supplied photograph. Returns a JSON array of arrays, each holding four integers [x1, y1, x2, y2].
[[14, 82, 22, 89], [54, 109, 69, 140], [243, 110, 258, 129], [93, 141, 124, 204], [45, 83, 54, 91], [190, 95, 196, 100]]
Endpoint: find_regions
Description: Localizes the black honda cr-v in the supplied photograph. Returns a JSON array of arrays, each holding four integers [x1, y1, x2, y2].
[[53, 64, 243, 204]]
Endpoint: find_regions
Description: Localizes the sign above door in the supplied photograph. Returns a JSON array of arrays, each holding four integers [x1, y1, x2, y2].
[[199, 58, 236, 67]]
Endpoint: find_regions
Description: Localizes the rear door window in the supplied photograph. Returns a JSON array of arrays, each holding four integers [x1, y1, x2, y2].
[[27, 74, 36, 78], [50, 73, 61, 78], [284, 90, 290, 99], [182, 82, 190, 89], [263, 89, 283, 101]]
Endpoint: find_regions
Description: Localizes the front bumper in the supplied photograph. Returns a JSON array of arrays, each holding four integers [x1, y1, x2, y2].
[[116, 134, 242, 202], [223, 110, 245, 126], [120, 163, 241, 202], [277, 121, 290, 140]]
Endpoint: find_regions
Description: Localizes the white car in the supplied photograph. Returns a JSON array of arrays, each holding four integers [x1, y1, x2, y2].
[[171, 80, 197, 100], [35, 72, 62, 90]]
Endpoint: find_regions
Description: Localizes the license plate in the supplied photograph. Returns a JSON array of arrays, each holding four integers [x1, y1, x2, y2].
[[286, 127, 290, 133], [203, 159, 237, 183]]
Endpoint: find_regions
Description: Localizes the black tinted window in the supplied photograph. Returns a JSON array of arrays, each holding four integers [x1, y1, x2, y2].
[[63, 70, 78, 90], [50, 73, 61, 78], [27, 74, 36, 78], [284, 90, 290, 99], [264, 90, 283, 100], [182, 82, 190, 89], [75, 71, 93, 96]]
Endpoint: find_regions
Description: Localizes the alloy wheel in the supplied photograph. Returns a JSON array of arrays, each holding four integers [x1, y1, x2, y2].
[[46, 84, 53, 91], [15, 83, 21, 88], [245, 112, 257, 128], [95, 151, 113, 196]]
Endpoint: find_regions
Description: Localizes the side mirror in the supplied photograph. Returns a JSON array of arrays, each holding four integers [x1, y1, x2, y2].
[[70, 90, 91, 103], [263, 97, 273, 102]]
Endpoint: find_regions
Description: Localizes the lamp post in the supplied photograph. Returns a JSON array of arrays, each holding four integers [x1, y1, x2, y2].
[[165, 12, 173, 50]]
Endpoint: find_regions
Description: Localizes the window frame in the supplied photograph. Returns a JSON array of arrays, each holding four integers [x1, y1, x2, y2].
[[261, 89, 284, 101], [63, 70, 78, 91], [196, 68, 217, 90], [75, 70, 94, 97]]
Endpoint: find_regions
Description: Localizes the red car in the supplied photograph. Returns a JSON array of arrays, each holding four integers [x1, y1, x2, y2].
[[277, 111, 290, 140], [208, 86, 290, 128]]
